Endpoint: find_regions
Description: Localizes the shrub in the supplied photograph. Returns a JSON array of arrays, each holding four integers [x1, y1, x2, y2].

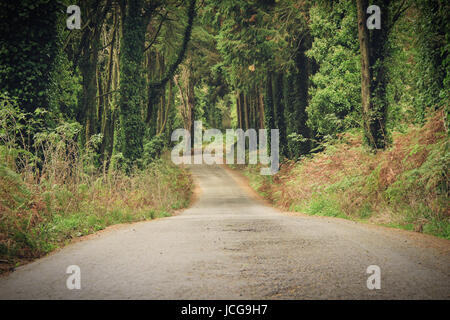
[[143, 135, 166, 164]]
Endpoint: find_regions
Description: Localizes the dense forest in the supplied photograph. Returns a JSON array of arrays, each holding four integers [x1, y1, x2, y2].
[[0, 0, 448, 270]]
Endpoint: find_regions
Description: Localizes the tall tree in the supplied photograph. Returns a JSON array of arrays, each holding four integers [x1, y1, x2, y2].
[[78, 0, 112, 145], [118, 0, 149, 166], [284, 47, 311, 158]]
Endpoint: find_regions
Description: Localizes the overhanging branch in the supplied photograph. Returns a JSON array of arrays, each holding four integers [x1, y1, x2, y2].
[[148, 0, 197, 91]]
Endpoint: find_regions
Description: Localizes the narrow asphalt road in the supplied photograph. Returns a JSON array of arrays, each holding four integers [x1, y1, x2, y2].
[[0, 164, 449, 299]]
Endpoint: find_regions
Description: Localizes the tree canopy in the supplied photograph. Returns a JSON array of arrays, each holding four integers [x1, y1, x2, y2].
[[0, 0, 447, 167]]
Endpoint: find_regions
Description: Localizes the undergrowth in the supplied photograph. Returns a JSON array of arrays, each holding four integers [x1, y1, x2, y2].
[[234, 108, 449, 239], [0, 96, 192, 273]]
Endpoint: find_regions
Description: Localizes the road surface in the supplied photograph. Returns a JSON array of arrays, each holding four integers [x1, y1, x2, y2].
[[0, 164, 449, 299]]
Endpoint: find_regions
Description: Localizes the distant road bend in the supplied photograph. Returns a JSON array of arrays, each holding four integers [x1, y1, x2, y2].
[[0, 163, 449, 299]]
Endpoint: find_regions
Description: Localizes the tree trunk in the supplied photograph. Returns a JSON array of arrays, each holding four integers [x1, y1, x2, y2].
[[273, 73, 286, 157], [236, 91, 242, 129], [187, 73, 195, 147], [357, 0, 389, 149], [99, 8, 118, 167], [118, 0, 147, 167], [158, 79, 172, 135], [264, 71, 275, 152], [243, 93, 249, 131], [258, 86, 265, 129], [80, 32, 100, 145]]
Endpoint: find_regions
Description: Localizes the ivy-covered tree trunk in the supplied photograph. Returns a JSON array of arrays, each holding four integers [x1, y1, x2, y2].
[[0, 0, 58, 146], [77, 0, 113, 147], [118, 0, 147, 167], [80, 32, 100, 145], [284, 44, 311, 158]]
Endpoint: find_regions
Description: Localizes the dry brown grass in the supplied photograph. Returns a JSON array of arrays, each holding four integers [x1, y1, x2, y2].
[[239, 108, 449, 238], [0, 124, 192, 273], [0, 157, 192, 273]]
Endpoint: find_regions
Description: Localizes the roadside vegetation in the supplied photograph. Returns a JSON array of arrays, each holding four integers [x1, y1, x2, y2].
[[232, 108, 449, 239], [218, 1, 448, 240], [0, 96, 192, 274]]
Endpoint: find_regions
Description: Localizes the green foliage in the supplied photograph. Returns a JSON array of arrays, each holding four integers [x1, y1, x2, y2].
[[143, 135, 166, 164], [196, 84, 229, 130], [304, 194, 347, 219], [0, 0, 59, 121], [384, 13, 420, 128], [385, 135, 449, 221], [0, 97, 193, 268], [0, 153, 192, 268], [237, 111, 449, 239], [47, 46, 82, 121], [0, 163, 31, 211], [306, 0, 361, 137], [2, 0, 450, 271], [0, 94, 39, 168], [412, 0, 450, 116], [211, 0, 277, 89]]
